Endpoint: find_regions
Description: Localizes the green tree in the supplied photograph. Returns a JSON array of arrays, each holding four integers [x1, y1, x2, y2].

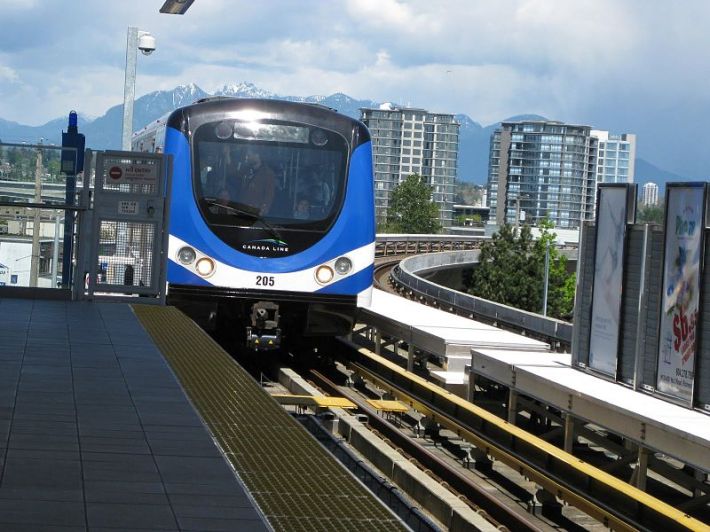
[[385, 174, 441, 234], [637, 203, 664, 225], [468, 221, 575, 319]]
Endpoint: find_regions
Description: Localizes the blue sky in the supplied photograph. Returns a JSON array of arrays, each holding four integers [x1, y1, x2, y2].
[[1, 0, 710, 177]]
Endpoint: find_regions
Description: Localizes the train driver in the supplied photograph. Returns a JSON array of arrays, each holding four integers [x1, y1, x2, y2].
[[236, 147, 275, 215]]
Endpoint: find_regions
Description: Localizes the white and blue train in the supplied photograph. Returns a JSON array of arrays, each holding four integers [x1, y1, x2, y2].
[[133, 98, 375, 349]]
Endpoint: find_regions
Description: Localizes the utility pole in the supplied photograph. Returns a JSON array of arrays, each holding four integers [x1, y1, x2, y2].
[[51, 211, 61, 287], [29, 143, 43, 287]]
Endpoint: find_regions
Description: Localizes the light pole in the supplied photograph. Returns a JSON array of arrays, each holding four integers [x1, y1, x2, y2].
[[121, 27, 156, 151], [542, 239, 550, 316]]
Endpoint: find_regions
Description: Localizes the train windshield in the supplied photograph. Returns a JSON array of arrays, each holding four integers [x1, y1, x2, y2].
[[193, 119, 348, 231]]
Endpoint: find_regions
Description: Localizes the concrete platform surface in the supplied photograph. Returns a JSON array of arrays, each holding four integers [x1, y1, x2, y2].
[[0, 297, 269, 531]]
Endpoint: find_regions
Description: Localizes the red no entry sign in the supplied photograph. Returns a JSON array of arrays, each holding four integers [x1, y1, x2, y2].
[[109, 166, 123, 180]]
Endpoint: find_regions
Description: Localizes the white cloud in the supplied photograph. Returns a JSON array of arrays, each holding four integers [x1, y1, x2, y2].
[[2, 0, 710, 174], [345, 0, 439, 34], [0, 65, 19, 83]]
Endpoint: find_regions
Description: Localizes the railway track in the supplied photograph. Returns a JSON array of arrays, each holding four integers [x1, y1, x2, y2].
[[308, 368, 545, 532], [225, 328, 708, 531], [339, 344, 707, 532], [241, 347, 595, 530]]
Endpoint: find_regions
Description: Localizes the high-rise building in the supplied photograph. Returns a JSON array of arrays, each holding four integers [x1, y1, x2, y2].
[[487, 120, 597, 229], [360, 104, 459, 228], [591, 130, 636, 184], [642, 182, 659, 206]]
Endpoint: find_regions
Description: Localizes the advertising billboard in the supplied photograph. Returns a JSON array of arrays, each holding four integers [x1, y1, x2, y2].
[[588, 186, 632, 376], [657, 184, 706, 404]]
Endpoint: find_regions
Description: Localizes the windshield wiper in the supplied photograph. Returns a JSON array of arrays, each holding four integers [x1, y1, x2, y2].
[[202, 198, 283, 241]]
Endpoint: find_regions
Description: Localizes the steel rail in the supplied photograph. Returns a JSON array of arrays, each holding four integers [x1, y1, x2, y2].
[[309, 369, 545, 532]]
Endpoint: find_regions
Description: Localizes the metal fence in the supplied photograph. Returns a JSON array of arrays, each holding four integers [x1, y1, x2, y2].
[[0, 143, 171, 302], [75, 150, 171, 302]]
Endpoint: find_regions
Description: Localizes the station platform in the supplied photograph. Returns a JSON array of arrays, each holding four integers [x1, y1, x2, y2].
[[360, 289, 549, 391], [362, 289, 549, 357], [0, 296, 406, 531], [0, 297, 268, 531], [471, 347, 710, 474]]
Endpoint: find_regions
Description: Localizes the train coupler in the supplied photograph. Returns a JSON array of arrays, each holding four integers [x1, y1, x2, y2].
[[246, 301, 281, 350]]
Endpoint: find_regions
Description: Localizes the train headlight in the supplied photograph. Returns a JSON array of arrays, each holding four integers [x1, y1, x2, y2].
[[334, 257, 352, 275], [177, 246, 196, 265], [215, 121, 233, 140], [315, 265, 334, 284], [195, 257, 215, 277], [310, 128, 328, 146]]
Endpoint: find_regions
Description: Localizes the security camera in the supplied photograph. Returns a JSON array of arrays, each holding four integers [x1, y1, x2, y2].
[[138, 33, 156, 55]]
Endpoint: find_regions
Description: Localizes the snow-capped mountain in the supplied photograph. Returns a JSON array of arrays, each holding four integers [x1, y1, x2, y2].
[[213, 82, 275, 99], [0, 82, 687, 184], [0, 82, 381, 162]]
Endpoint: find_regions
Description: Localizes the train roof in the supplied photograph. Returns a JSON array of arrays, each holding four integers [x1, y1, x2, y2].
[[166, 97, 369, 147]]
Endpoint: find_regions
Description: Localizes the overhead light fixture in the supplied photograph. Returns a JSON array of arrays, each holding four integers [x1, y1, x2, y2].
[[160, 0, 195, 14]]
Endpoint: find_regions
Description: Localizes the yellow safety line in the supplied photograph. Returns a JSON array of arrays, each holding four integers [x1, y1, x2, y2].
[[132, 305, 407, 532]]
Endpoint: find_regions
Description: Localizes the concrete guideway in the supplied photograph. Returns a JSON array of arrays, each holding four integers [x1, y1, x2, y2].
[[355, 288, 710, 527]]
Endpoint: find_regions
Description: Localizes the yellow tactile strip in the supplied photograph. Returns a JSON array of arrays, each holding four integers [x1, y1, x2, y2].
[[132, 305, 406, 532]]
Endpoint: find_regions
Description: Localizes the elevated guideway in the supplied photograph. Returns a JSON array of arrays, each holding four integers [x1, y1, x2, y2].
[[389, 249, 574, 348], [355, 288, 710, 516]]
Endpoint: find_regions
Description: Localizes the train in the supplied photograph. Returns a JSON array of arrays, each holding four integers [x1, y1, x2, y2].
[[133, 97, 375, 349]]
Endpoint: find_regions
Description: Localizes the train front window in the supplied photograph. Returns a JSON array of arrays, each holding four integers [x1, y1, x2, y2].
[[194, 120, 348, 230]]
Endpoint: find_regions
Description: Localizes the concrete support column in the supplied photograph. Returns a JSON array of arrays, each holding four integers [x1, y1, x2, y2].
[[407, 343, 414, 372], [374, 329, 381, 355], [694, 469, 707, 498], [634, 446, 650, 491], [507, 389, 518, 424], [563, 413, 576, 453]]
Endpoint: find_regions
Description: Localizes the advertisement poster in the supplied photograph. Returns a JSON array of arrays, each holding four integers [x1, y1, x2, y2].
[[589, 187, 629, 376], [657, 185, 705, 403]]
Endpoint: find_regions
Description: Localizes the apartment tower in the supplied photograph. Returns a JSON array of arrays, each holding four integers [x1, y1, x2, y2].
[[487, 120, 597, 229], [360, 104, 459, 228]]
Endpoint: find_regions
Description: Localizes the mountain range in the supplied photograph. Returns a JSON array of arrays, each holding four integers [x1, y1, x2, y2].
[[0, 82, 688, 190]]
